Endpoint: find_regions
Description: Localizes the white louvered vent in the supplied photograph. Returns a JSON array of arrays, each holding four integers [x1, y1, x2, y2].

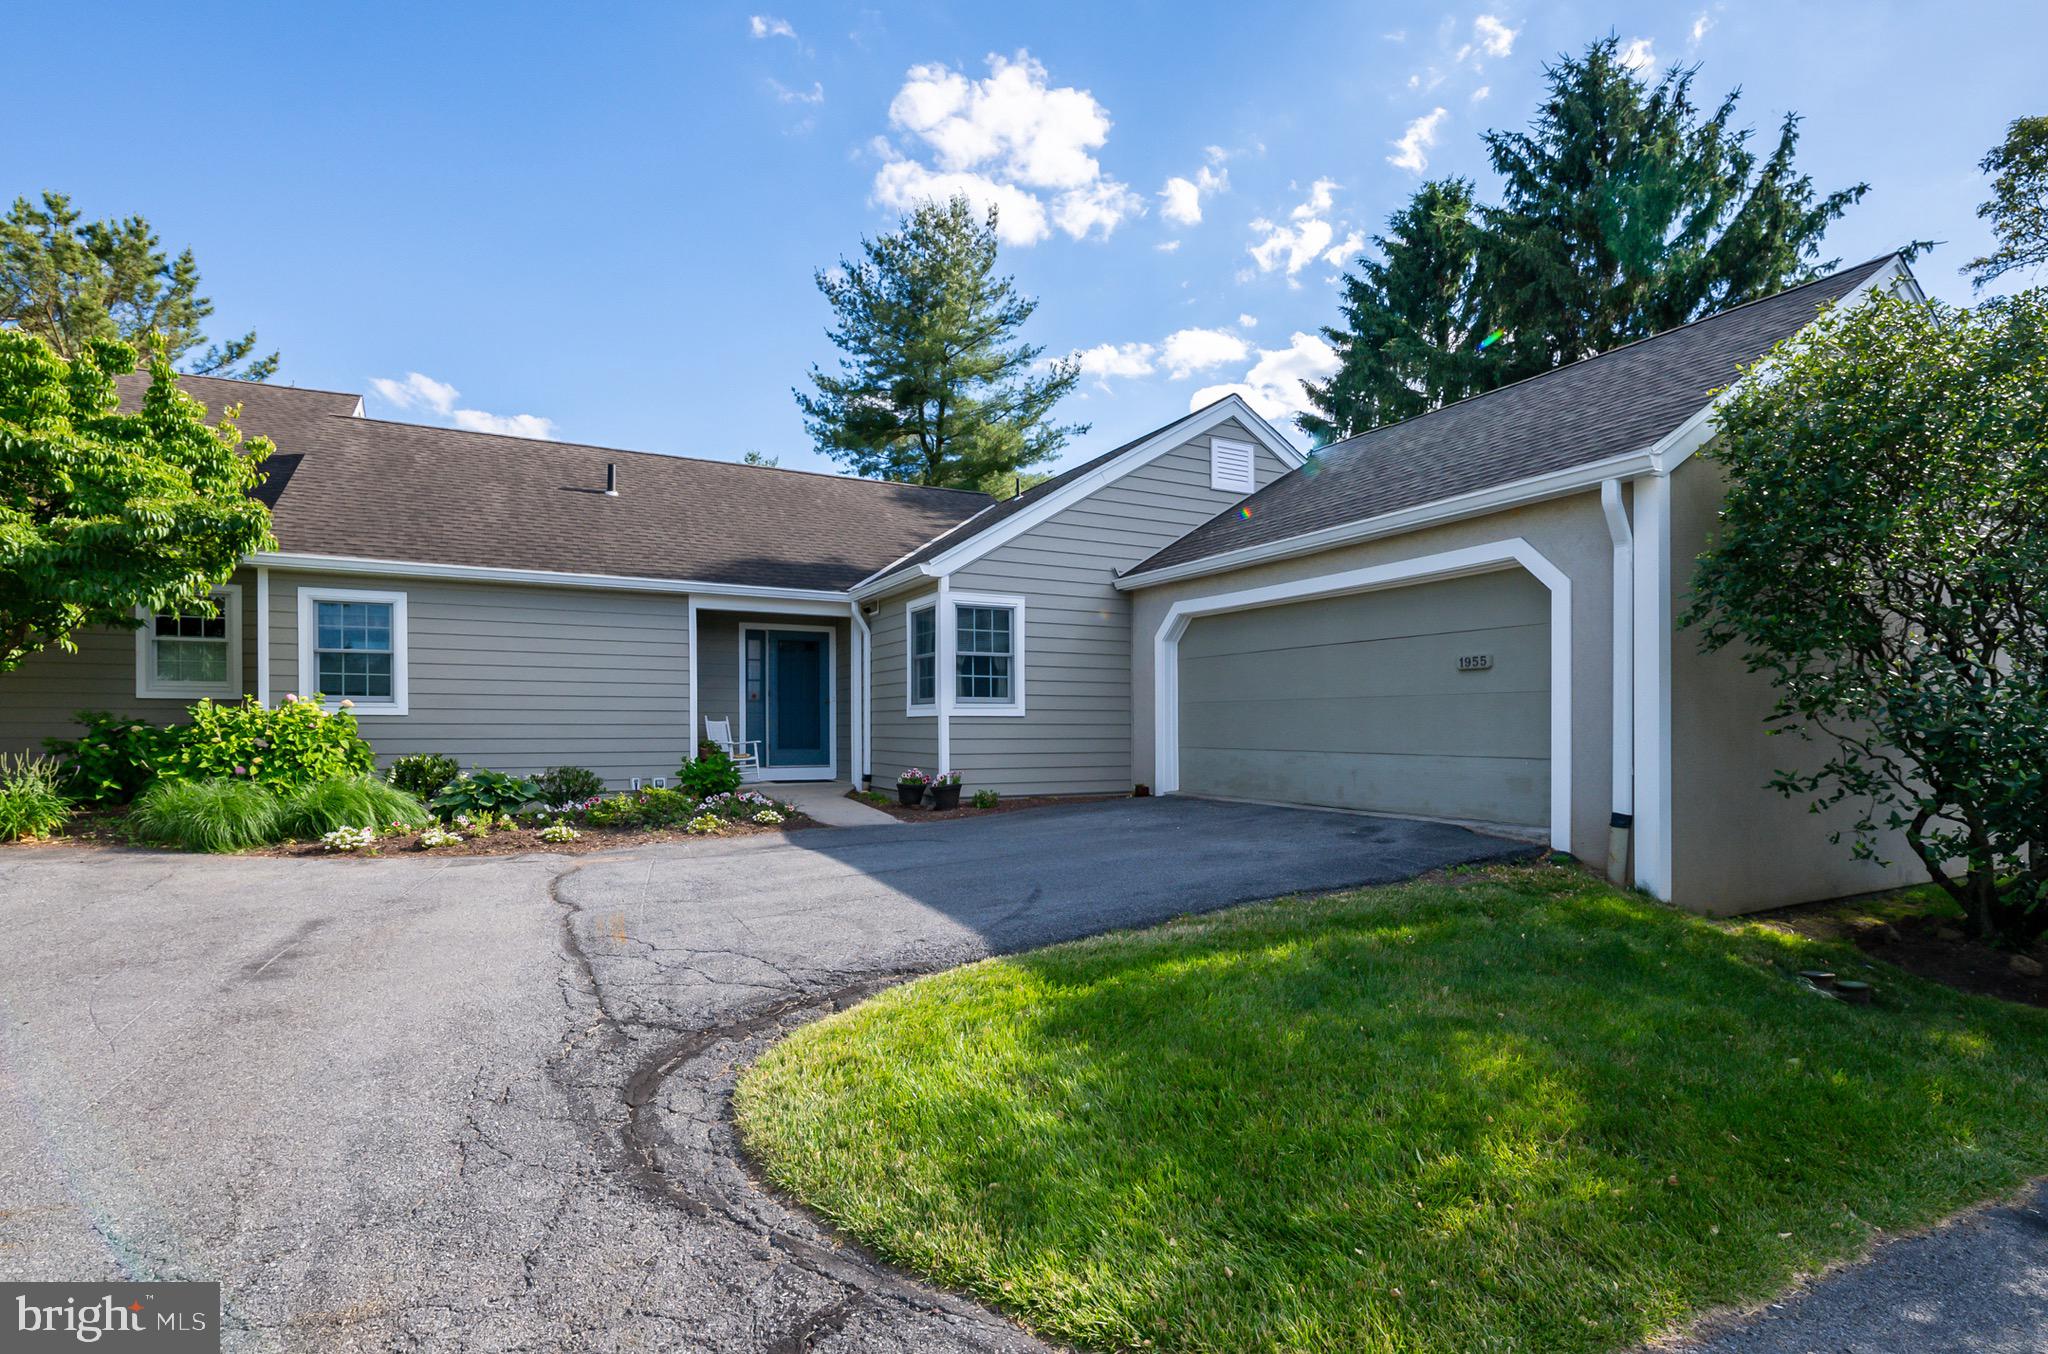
[[1209, 437, 1256, 493]]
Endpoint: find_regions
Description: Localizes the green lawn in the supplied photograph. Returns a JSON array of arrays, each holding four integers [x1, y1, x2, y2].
[[734, 861, 2048, 1353]]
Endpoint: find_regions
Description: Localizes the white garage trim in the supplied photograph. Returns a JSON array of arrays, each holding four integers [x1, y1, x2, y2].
[[1151, 538, 1572, 853]]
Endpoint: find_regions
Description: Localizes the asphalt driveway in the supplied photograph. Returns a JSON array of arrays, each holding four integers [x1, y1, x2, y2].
[[0, 798, 1524, 1351]]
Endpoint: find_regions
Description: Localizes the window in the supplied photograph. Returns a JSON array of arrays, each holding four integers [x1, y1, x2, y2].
[[908, 604, 936, 708], [298, 588, 408, 714], [135, 585, 241, 699], [1209, 436, 1256, 493], [955, 605, 1012, 702]]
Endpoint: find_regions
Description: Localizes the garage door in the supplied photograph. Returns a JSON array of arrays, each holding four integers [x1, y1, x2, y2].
[[1177, 570, 1550, 826]]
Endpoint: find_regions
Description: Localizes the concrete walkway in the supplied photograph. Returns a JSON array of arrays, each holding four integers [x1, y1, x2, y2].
[[765, 780, 904, 827]]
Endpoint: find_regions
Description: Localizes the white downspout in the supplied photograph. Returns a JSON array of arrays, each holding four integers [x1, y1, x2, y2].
[[935, 574, 954, 776], [850, 604, 871, 787], [686, 597, 701, 761], [1600, 480, 1634, 885], [255, 565, 271, 708], [1630, 474, 1675, 900]]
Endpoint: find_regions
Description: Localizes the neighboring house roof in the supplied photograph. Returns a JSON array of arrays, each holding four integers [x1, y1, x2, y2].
[[1125, 255, 1902, 582], [115, 374, 990, 592], [854, 393, 1304, 593]]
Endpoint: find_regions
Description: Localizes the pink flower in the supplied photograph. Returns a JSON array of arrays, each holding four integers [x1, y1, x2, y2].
[[234, 765, 247, 776], [284, 693, 298, 702], [338, 699, 355, 708]]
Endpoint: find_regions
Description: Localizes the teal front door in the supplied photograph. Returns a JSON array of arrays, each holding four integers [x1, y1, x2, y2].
[[743, 628, 830, 773]]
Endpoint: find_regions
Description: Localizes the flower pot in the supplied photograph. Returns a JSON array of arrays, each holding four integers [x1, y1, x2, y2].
[[897, 783, 925, 807], [932, 783, 962, 811]]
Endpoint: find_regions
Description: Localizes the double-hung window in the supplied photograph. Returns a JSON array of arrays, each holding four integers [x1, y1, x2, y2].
[[298, 588, 408, 714], [905, 594, 1026, 715], [954, 605, 1013, 703], [135, 585, 241, 699], [907, 604, 936, 710]]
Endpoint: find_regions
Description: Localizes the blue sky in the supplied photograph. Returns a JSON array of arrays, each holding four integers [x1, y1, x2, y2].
[[9, 2, 2041, 475]]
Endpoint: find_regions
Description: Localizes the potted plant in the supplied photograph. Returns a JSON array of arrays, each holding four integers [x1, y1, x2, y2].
[[931, 770, 963, 811], [897, 768, 929, 807]]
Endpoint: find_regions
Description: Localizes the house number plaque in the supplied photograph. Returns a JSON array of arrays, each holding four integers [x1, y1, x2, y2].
[[1457, 653, 1493, 671]]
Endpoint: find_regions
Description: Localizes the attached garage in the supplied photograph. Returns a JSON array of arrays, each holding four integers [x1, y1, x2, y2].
[[1175, 569, 1552, 828]]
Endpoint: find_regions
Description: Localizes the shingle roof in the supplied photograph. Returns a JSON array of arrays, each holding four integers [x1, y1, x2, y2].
[[1127, 255, 1898, 579], [115, 374, 990, 591]]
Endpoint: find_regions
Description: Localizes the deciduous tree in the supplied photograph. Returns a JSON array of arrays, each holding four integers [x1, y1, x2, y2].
[[1965, 115, 2048, 290]]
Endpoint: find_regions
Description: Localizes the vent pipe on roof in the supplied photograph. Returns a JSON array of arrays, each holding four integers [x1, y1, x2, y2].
[[605, 463, 619, 497]]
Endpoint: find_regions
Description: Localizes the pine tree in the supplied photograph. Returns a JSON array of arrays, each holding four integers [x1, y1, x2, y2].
[[1475, 37, 1866, 383], [796, 197, 1085, 489], [1302, 180, 1486, 443]]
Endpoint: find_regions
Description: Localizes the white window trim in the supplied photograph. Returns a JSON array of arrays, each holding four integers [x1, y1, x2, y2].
[[135, 584, 243, 701], [906, 600, 938, 717], [947, 591, 1027, 717], [1209, 435, 1257, 493], [297, 586, 409, 716]]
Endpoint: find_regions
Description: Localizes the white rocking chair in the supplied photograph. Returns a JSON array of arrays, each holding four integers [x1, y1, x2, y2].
[[704, 717, 762, 781]]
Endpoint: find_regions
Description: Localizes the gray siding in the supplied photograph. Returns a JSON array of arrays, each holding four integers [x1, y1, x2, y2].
[[1177, 571, 1551, 826], [948, 419, 1291, 795], [268, 571, 691, 788], [695, 611, 852, 779], [0, 568, 260, 756], [865, 587, 938, 785]]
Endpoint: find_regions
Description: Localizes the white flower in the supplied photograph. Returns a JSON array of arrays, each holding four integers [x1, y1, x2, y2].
[[539, 821, 581, 843], [686, 813, 722, 835], [320, 826, 376, 852], [418, 825, 462, 849], [752, 809, 785, 825]]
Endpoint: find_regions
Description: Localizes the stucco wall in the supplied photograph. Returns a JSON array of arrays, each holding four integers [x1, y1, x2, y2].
[[1128, 490, 1619, 866]]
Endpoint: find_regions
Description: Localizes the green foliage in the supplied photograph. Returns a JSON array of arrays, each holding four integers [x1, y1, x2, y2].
[[152, 696, 374, 790], [277, 775, 430, 839], [128, 777, 282, 852], [970, 788, 1000, 810], [738, 863, 2048, 1353], [46, 711, 179, 802], [1685, 287, 2048, 943], [533, 765, 606, 806], [797, 196, 1086, 489], [431, 768, 540, 820], [1966, 116, 2048, 290], [585, 786, 697, 828], [677, 746, 742, 799], [0, 191, 278, 379], [387, 752, 460, 803], [0, 752, 72, 841], [0, 330, 276, 670], [1308, 38, 1865, 439]]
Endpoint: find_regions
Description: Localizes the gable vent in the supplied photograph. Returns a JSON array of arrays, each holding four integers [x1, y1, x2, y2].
[[1209, 437, 1256, 494]]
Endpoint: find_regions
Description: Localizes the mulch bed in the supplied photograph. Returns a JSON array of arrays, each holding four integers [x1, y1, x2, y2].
[[852, 790, 1130, 823], [1759, 899, 2048, 1009]]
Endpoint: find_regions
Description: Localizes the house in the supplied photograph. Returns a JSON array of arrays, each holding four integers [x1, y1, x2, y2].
[[2, 253, 1928, 915]]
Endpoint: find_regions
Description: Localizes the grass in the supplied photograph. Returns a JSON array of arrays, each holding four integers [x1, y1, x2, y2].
[[735, 861, 2048, 1353], [0, 753, 74, 842], [277, 775, 431, 838], [128, 778, 284, 852]]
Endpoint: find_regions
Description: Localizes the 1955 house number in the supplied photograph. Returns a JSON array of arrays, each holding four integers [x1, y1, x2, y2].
[[1457, 653, 1493, 671]]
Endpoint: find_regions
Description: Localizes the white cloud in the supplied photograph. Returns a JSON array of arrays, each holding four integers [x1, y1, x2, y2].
[[1471, 14, 1517, 58], [1158, 166, 1226, 227], [1291, 177, 1338, 220], [748, 14, 795, 39], [1388, 107, 1448, 174], [1471, 84, 1491, 102], [1689, 11, 1714, 45], [452, 410, 557, 440], [1619, 37, 1657, 71], [1237, 313, 1257, 328], [370, 371, 554, 440], [768, 79, 824, 105], [1067, 341, 1157, 382], [1249, 217, 1335, 275], [874, 51, 1138, 243], [1155, 239, 1181, 253], [370, 371, 458, 415], [1161, 327, 1250, 379], [871, 158, 1049, 244], [1189, 331, 1339, 423], [1323, 230, 1364, 267]]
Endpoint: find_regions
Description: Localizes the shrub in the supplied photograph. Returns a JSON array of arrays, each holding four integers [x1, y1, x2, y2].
[[971, 789, 1000, 810], [699, 790, 792, 821], [586, 786, 696, 828], [0, 753, 73, 841], [129, 778, 283, 853], [279, 776, 431, 839], [534, 765, 606, 807], [45, 712, 179, 803], [686, 813, 722, 834], [433, 768, 540, 820], [678, 746, 742, 799], [389, 753, 460, 803], [153, 696, 375, 790]]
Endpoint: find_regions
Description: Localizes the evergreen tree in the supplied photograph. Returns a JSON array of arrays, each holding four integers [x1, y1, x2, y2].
[[1476, 37, 1866, 383], [796, 197, 1085, 489], [1965, 115, 2048, 290], [0, 192, 278, 381], [1302, 179, 1486, 443]]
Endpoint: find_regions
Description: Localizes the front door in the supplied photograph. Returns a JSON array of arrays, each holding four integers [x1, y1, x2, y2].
[[743, 627, 831, 775]]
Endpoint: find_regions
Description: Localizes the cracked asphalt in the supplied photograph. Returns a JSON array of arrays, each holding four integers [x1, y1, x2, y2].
[[0, 798, 1527, 1351]]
